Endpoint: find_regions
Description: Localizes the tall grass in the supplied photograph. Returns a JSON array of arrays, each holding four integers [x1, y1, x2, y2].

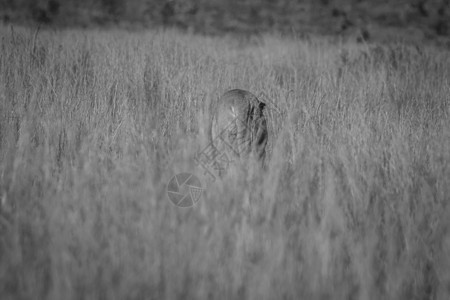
[[0, 26, 449, 299]]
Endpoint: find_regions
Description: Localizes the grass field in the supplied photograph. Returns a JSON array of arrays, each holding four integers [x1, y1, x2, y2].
[[0, 25, 450, 299]]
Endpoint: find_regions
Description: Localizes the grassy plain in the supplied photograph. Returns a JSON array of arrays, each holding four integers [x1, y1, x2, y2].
[[0, 26, 450, 299]]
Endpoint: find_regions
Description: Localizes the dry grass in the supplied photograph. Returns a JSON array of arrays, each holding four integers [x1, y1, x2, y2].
[[0, 25, 450, 300]]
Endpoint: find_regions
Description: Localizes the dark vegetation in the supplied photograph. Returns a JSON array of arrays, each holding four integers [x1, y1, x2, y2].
[[1, 0, 450, 45]]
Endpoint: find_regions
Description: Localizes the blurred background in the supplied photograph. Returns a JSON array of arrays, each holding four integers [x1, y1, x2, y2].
[[1, 0, 450, 45]]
